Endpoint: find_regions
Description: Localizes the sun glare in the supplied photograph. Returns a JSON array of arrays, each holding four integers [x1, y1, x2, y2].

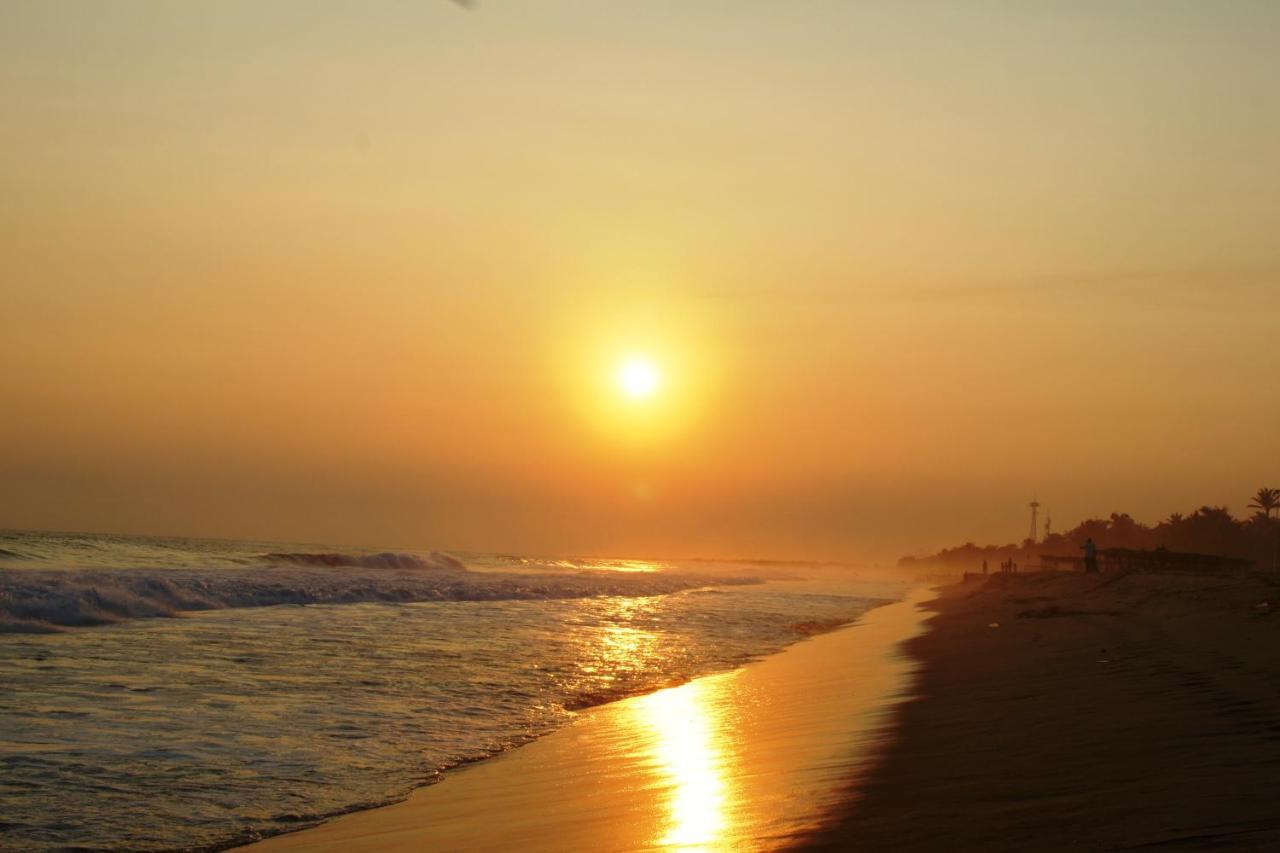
[[633, 679, 729, 848], [617, 358, 661, 399]]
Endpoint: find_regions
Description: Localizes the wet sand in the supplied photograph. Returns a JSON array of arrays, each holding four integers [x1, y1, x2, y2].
[[801, 570, 1280, 851], [241, 588, 932, 852]]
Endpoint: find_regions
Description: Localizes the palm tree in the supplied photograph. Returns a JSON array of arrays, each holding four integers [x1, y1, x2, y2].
[[1251, 487, 1280, 573], [1248, 487, 1280, 520]]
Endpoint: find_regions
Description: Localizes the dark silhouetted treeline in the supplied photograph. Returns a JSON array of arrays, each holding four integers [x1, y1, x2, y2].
[[900, 489, 1280, 572]]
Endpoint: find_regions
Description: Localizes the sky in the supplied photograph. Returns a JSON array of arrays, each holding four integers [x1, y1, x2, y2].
[[2, 1, 1278, 561]]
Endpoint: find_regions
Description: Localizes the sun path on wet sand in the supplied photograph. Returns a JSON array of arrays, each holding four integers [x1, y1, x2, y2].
[[242, 587, 933, 852]]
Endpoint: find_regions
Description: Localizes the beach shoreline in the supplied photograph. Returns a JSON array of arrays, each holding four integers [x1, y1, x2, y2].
[[800, 570, 1280, 851], [238, 587, 933, 852]]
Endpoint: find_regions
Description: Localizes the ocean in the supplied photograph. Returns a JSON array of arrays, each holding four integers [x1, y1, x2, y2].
[[0, 530, 900, 851]]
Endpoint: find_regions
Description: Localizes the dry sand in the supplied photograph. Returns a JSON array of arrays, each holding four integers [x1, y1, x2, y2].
[[241, 589, 932, 852], [801, 570, 1280, 851]]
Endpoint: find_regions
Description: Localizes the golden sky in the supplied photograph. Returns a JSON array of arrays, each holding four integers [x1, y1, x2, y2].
[[3, 2, 1278, 560]]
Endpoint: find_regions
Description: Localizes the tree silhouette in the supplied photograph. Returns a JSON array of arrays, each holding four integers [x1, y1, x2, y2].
[[904, 497, 1280, 571], [1248, 487, 1280, 520], [1248, 487, 1280, 572]]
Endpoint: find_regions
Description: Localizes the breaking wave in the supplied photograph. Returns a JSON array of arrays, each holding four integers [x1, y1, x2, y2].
[[0, 565, 741, 633], [261, 551, 467, 571]]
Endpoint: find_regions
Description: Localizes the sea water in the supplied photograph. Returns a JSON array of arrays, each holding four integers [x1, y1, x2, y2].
[[0, 530, 899, 851]]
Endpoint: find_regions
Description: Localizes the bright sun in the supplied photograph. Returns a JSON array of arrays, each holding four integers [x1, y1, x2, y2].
[[617, 358, 661, 399]]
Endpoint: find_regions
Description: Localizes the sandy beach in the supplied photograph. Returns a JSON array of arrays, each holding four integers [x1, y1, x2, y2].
[[239, 570, 1280, 852], [240, 588, 931, 852], [9, 4, 1279, 851], [802, 570, 1280, 851]]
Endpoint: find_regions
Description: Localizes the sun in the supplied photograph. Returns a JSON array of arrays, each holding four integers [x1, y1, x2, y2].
[[617, 357, 661, 399]]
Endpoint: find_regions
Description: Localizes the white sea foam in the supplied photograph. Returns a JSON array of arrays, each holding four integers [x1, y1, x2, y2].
[[0, 531, 899, 852], [0, 563, 727, 632]]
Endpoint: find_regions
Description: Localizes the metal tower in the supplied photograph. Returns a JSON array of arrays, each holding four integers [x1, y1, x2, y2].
[[1028, 498, 1040, 544]]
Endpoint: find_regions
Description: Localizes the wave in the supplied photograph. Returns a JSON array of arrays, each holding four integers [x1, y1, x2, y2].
[[787, 617, 856, 637], [260, 551, 467, 571], [0, 566, 746, 633]]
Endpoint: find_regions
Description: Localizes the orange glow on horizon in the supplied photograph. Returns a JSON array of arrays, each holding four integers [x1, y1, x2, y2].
[[3, 3, 1277, 560]]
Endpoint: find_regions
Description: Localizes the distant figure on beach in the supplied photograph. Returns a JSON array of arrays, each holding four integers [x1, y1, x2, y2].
[[982, 559, 988, 574], [1082, 538, 1099, 573]]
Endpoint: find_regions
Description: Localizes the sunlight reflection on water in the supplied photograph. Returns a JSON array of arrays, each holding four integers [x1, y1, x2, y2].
[[1, 571, 897, 851], [597, 559, 665, 573], [241, 589, 927, 853], [599, 593, 738, 849], [634, 678, 732, 850]]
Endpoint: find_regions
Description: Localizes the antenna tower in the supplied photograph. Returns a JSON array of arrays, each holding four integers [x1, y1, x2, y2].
[[1028, 498, 1040, 544]]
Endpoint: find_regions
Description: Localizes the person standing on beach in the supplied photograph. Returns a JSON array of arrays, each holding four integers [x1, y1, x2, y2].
[[1082, 538, 1099, 573]]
